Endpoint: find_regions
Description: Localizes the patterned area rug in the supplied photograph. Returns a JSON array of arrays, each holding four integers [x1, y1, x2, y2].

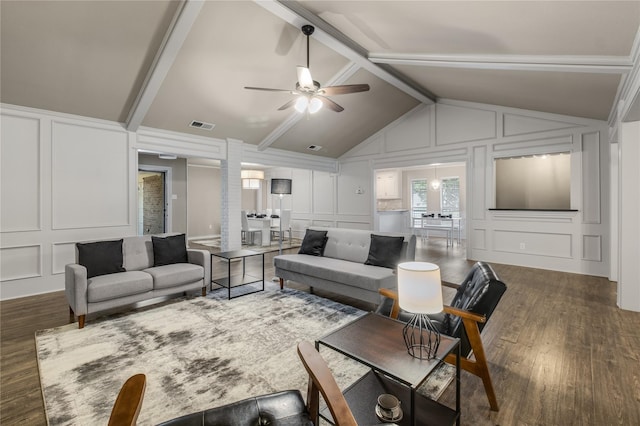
[[36, 283, 454, 425]]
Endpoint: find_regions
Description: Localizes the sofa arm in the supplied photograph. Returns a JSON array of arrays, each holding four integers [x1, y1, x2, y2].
[[65, 264, 88, 316], [187, 249, 210, 289]]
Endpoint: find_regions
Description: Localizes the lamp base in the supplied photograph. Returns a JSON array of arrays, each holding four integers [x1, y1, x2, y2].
[[402, 313, 441, 360]]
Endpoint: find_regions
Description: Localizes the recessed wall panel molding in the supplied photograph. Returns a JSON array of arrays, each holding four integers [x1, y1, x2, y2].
[[336, 221, 370, 230], [311, 220, 334, 228], [582, 235, 602, 262], [472, 146, 487, 220], [490, 211, 576, 223], [52, 242, 77, 274], [1, 114, 41, 232], [472, 228, 487, 250], [312, 171, 334, 215], [0, 245, 41, 281], [386, 107, 430, 153], [436, 104, 496, 145], [493, 230, 572, 258], [493, 134, 573, 153], [503, 113, 584, 137], [345, 134, 384, 158], [336, 161, 371, 216], [581, 132, 601, 224], [51, 121, 129, 229]]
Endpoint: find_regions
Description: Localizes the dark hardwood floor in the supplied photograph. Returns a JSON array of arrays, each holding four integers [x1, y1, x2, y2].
[[2, 237, 639, 425]]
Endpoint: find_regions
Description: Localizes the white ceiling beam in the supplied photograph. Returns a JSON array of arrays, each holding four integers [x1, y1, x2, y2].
[[255, 0, 436, 105], [125, 0, 205, 132], [256, 62, 362, 151], [369, 53, 633, 74]]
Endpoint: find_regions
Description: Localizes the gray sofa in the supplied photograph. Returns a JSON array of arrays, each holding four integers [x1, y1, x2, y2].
[[274, 227, 416, 304], [65, 234, 210, 328]]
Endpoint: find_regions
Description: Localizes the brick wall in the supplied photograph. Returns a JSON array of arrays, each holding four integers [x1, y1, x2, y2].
[[143, 174, 164, 234]]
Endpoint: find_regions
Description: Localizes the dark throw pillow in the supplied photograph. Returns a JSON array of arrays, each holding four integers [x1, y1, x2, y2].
[[364, 234, 405, 269], [152, 234, 188, 266], [77, 239, 125, 279], [298, 229, 329, 256]]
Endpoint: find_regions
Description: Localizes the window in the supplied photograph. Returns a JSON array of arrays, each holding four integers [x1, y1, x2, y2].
[[410, 179, 427, 227], [441, 177, 460, 216]]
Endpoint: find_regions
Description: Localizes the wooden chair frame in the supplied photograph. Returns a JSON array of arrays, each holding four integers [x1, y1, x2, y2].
[[297, 341, 357, 426], [108, 373, 146, 426], [379, 287, 500, 411]]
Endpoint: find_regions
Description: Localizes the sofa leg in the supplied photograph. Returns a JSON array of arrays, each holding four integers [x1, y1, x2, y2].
[[78, 315, 85, 329], [279, 278, 284, 290], [69, 306, 75, 323], [201, 287, 206, 297]]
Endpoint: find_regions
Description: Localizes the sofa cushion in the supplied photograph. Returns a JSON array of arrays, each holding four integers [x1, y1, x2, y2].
[[123, 235, 153, 271], [275, 254, 396, 292], [364, 234, 405, 269], [87, 271, 153, 303], [298, 229, 328, 256], [152, 234, 188, 266], [77, 239, 125, 278], [145, 263, 204, 289]]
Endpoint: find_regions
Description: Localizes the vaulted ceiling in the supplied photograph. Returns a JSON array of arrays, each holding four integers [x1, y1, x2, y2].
[[2, 1, 639, 158]]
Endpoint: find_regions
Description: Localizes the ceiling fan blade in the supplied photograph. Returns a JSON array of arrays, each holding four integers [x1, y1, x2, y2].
[[296, 66, 314, 90], [277, 98, 298, 111], [320, 84, 370, 96], [318, 96, 345, 113], [244, 86, 294, 93]]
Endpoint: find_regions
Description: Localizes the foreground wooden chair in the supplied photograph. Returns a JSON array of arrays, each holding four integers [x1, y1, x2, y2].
[[157, 341, 356, 425], [377, 261, 506, 411], [108, 373, 146, 426]]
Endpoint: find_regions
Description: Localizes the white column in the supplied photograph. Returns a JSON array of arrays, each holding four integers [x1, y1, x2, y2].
[[221, 139, 243, 252], [618, 121, 640, 312]]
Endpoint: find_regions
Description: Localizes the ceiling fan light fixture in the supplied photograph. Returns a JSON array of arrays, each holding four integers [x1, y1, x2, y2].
[[308, 97, 323, 113], [294, 97, 309, 113], [297, 66, 314, 89]]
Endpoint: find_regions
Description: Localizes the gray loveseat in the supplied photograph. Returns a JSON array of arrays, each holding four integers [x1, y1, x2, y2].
[[274, 227, 416, 304], [65, 234, 210, 328]]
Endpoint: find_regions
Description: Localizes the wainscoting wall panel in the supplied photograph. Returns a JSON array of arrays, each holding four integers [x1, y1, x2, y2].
[[0, 245, 41, 281], [582, 235, 603, 262], [1, 114, 41, 232], [51, 242, 77, 275], [581, 132, 602, 224], [503, 113, 583, 137], [436, 103, 497, 145], [51, 121, 129, 229], [312, 171, 334, 215], [493, 230, 572, 258]]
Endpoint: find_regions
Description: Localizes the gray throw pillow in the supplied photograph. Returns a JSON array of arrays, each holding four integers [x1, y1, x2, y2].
[[364, 234, 405, 269], [152, 234, 188, 266], [298, 229, 328, 256], [77, 239, 125, 278]]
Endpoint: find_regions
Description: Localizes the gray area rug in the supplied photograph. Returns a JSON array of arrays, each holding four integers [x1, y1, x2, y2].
[[36, 282, 453, 425]]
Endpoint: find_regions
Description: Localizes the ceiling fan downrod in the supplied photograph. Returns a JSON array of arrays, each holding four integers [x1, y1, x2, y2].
[[301, 25, 314, 69]]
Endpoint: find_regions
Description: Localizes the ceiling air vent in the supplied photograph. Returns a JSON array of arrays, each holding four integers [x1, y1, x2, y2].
[[307, 145, 322, 151], [189, 120, 215, 131]]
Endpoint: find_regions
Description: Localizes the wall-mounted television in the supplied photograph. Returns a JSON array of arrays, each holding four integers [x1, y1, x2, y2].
[[494, 152, 571, 210]]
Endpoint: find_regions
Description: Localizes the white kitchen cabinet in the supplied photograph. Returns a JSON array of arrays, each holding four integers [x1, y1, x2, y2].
[[376, 170, 401, 199]]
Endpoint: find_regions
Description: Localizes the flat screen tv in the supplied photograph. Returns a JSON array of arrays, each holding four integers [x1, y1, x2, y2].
[[494, 153, 571, 210]]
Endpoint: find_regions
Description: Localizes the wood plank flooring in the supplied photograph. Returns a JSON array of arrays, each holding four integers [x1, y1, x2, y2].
[[2, 237, 639, 425]]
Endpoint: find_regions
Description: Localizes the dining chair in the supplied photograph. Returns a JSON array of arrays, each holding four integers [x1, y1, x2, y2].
[[240, 210, 261, 245], [108, 373, 146, 426], [270, 209, 291, 243]]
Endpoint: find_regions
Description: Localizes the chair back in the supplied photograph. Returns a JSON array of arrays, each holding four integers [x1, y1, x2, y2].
[[444, 262, 507, 355], [108, 374, 146, 426], [241, 210, 250, 231], [297, 341, 357, 426]]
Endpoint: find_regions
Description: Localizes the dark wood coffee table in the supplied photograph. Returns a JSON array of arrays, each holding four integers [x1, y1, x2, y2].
[[316, 312, 460, 426]]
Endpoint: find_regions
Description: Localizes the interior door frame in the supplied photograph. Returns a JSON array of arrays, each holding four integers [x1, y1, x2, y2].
[[138, 164, 173, 234]]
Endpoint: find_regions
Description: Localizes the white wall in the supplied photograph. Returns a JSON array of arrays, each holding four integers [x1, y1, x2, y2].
[[339, 100, 610, 277]]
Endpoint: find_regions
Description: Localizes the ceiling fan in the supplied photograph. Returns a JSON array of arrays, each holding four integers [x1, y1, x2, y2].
[[244, 24, 370, 113]]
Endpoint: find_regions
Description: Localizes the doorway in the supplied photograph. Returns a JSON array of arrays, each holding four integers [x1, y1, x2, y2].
[[138, 166, 172, 235]]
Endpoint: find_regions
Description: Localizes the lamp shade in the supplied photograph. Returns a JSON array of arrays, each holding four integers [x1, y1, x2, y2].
[[271, 178, 292, 195], [397, 262, 443, 314], [241, 170, 264, 180]]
